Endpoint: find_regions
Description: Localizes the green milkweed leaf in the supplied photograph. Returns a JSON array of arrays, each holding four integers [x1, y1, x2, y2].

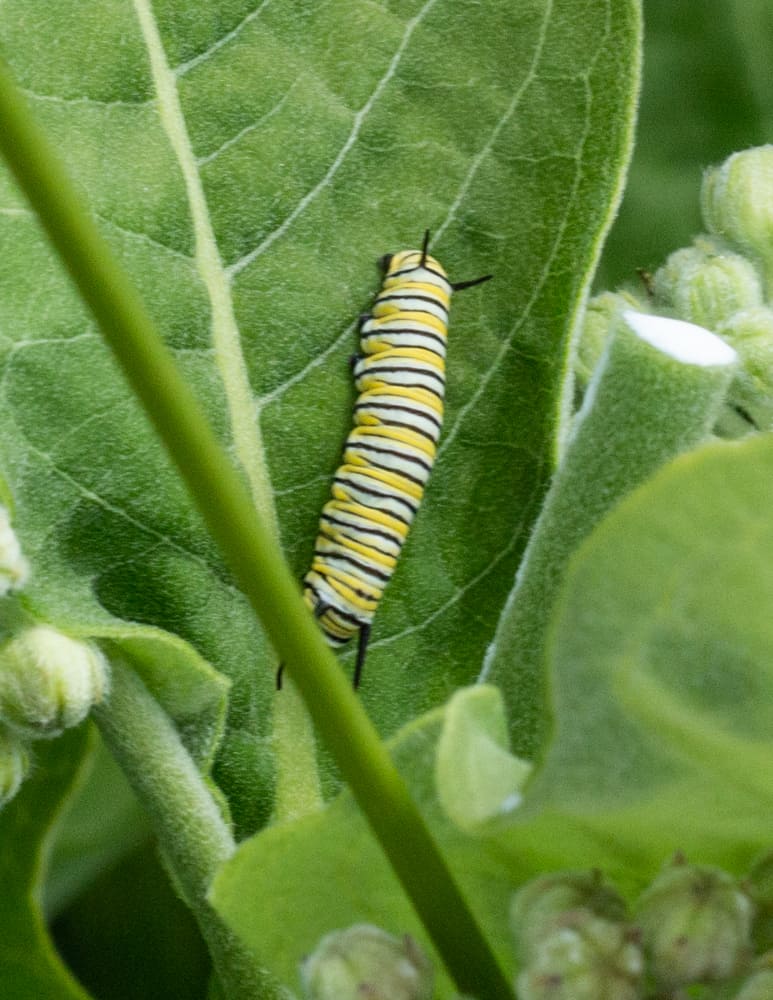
[[0, 0, 641, 832], [514, 433, 773, 884], [214, 434, 773, 996], [0, 727, 96, 1000]]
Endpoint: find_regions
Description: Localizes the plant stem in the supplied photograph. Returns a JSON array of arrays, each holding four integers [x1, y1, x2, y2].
[[484, 311, 738, 755], [0, 60, 513, 998], [93, 656, 279, 1000]]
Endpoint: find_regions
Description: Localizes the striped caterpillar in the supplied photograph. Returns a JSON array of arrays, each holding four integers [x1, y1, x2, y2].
[[278, 232, 490, 689]]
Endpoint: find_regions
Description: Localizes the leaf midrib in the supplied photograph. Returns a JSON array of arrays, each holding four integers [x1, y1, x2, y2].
[[131, 0, 278, 539]]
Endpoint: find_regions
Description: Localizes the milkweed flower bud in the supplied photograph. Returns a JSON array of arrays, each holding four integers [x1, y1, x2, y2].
[[0, 725, 30, 806], [515, 910, 643, 1000], [576, 291, 644, 390], [701, 146, 773, 291], [635, 859, 754, 989], [0, 505, 28, 596], [510, 870, 627, 964], [0, 626, 109, 739], [715, 307, 773, 434], [300, 924, 434, 1000], [653, 239, 763, 331]]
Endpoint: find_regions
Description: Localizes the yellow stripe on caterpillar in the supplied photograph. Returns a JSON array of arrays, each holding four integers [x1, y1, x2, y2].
[[337, 463, 425, 501], [355, 383, 444, 415], [309, 563, 383, 609], [380, 279, 451, 305], [328, 499, 411, 537], [370, 307, 447, 334], [360, 346, 446, 367], [348, 424, 437, 459], [319, 529, 398, 569]]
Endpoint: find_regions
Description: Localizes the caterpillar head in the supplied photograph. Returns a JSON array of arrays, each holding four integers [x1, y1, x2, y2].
[[379, 231, 490, 291], [380, 232, 449, 291]]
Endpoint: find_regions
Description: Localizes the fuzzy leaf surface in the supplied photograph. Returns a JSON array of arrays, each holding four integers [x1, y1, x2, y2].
[[509, 434, 773, 885], [215, 437, 773, 993], [0, 0, 639, 826]]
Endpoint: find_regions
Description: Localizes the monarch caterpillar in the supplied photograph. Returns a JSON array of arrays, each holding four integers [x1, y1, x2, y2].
[[277, 232, 491, 689]]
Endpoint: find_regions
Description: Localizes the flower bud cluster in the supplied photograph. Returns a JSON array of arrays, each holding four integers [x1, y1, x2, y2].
[[577, 145, 773, 436], [300, 853, 769, 1000], [300, 924, 434, 1000], [511, 857, 760, 999], [0, 626, 109, 739], [510, 870, 643, 1000], [0, 502, 110, 810], [635, 856, 754, 990]]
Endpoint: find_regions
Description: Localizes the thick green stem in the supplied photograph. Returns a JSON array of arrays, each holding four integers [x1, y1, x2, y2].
[[0, 60, 512, 998], [485, 310, 738, 755], [93, 656, 279, 1000]]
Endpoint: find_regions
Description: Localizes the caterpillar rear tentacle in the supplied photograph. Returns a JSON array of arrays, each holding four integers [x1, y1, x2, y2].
[[275, 600, 331, 691]]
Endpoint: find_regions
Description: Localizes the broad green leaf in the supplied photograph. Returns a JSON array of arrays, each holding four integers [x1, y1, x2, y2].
[[211, 692, 523, 999], [505, 433, 773, 887], [0, 726, 95, 1000], [0, 0, 640, 834], [599, 0, 771, 289], [436, 685, 531, 831], [215, 428, 773, 995]]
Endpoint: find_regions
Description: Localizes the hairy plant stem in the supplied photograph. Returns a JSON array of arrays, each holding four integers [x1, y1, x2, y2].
[[0, 59, 513, 998], [485, 311, 737, 754], [94, 657, 280, 1000]]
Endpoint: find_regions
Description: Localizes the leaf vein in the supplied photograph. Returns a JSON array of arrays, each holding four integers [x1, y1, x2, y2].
[[19, 87, 153, 109], [258, 319, 356, 407], [23, 442, 242, 596], [196, 87, 293, 168], [226, 0, 440, 279], [364, 527, 524, 654], [436, 0, 594, 459], [131, 0, 278, 537], [174, 0, 272, 77], [95, 212, 195, 262]]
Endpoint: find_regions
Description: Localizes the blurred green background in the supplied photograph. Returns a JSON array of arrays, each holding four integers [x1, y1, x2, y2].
[[597, 0, 773, 291]]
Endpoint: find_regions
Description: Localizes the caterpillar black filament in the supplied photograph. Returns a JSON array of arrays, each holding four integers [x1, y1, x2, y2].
[[278, 232, 490, 689]]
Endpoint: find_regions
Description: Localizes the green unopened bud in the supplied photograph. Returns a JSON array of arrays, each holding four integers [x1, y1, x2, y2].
[[0, 626, 109, 738], [515, 910, 643, 1000], [701, 146, 773, 292], [653, 239, 763, 331], [0, 505, 28, 596], [635, 859, 754, 989], [576, 291, 644, 390], [300, 924, 434, 1000], [511, 870, 627, 964], [0, 726, 30, 806], [715, 307, 773, 434]]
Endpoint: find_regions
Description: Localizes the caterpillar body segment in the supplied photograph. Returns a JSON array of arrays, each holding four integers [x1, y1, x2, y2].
[[276, 233, 490, 689]]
